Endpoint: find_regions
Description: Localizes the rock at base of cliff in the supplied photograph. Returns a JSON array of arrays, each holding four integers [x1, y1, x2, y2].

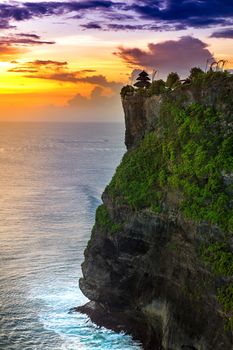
[[74, 301, 164, 350]]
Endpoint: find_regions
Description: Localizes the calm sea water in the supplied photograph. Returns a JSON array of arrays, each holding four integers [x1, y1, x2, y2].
[[0, 123, 142, 350]]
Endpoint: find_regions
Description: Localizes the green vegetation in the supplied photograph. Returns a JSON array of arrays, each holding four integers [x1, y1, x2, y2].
[[166, 72, 180, 89], [200, 242, 233, 329], [108, 100, 233, 232], [106, 69, 233, 327], [108, 132, 163, 211], [120, 69, 233, 100], [148, 79, 166, 96], [120, 85, 134, 98], [192, 69, 230, 84], [95, 204, 122, 234], [161, 102, 233, 232], [113, 70, 233, 331], [217, 283, 233, 330], [189, 67, 204, 80], [201, 243, 233, 277]]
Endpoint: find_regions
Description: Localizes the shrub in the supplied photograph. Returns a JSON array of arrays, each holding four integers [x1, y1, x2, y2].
[[201, 243, 233, 277], [95, 204, 122, 233], [217, 283, 233, 330], [108, 100, 233, 232], [166, 72, 180, 89], [148, 79, 166, 96], [189, 67, 204, 80], [120, 85, 134, 98]]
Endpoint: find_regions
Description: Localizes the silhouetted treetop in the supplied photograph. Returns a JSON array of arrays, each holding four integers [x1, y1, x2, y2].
[[134, 70, 151, 89]]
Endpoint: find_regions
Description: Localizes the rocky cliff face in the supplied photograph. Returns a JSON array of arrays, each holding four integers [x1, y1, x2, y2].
[[78, 72, 233, 350]]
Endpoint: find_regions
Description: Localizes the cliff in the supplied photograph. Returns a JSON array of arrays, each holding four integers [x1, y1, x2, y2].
[[77, 71, 233, 350]]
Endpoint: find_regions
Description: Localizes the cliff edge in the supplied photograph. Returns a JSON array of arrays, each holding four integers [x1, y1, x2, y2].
[[78, 71, 233, 350]]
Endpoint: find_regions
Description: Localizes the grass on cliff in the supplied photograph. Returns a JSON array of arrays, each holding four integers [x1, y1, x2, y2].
[[200, 242, 233, 329], [95, 204, 122, 234], [107, 132, 164, 212], [107, 102, 233, 233], [107, 98, 233, 328], [217, 283, 233, 330], [201, 242, 233, 277]]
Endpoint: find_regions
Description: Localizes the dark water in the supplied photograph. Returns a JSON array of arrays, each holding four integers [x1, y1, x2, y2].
[[0, 123, 141, 350]]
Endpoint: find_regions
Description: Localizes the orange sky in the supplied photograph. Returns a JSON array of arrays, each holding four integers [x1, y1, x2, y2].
[[0, 1, 232, 121]]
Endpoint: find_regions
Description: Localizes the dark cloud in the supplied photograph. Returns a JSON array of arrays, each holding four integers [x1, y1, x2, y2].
[[0, 1, 117, 23], [0, 19, 14, 29], [130, 0, 233, 27], [26, 71, 122, 90], [81, 21, 183, 32], [8, 68, 39, 73], [107, 23, 182, 31], [29, 60, 67, 66], [16, 33, 41, 39], [66, 0, 114, 11], [26, 71, 82, 82], [81, 22, 103, 29], [0, 0, 232, 31], [8, 59, 67, 72], [0, 34, 55, 46], [114, 36, 213, 78], [81, 69, 97, 73], [0, 33, 55, 57], [210, 28, 233, 38], [76, 74, 122, 90], [104, 13, 134, 21], [111, 0, 233, 30]]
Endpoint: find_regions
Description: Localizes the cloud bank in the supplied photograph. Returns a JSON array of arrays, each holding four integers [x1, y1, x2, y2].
[[115, 36, 213, 78], [0, 1, 232, 32], [9, 59, 122, 91], [210, 28, 233, 39], [29, 86, 123, 122], [0, 33, 55, 57]]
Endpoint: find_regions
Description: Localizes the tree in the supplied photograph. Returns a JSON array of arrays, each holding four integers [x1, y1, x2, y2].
[[166, 72, 180, 89], [189, 67, 204, 80], [120, 85, 134, 98], [134, 70, 151, 89], [149, 80, 166, 95]]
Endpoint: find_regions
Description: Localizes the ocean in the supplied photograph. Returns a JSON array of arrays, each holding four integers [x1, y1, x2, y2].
[[0, 123, 141, 350]]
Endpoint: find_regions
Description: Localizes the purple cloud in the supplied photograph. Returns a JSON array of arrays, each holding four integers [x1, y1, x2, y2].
[[0, 19, 14, 29], [114, 36, 213, 78], [26, 72, 122, 91], [107, 23, 184, 31], [81, 22, 103, 29], [210, 28, 233, 38], [0, 0, 232, 31], [0, 34, 55, 45], [130, 0, 233, 26], [0, 33, 55, 57], [16, 33, 41, 39], [0, 1, 117, 22]]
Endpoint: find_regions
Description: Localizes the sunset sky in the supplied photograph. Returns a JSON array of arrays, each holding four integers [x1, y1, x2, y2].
[[0, 0, 233, 121]]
